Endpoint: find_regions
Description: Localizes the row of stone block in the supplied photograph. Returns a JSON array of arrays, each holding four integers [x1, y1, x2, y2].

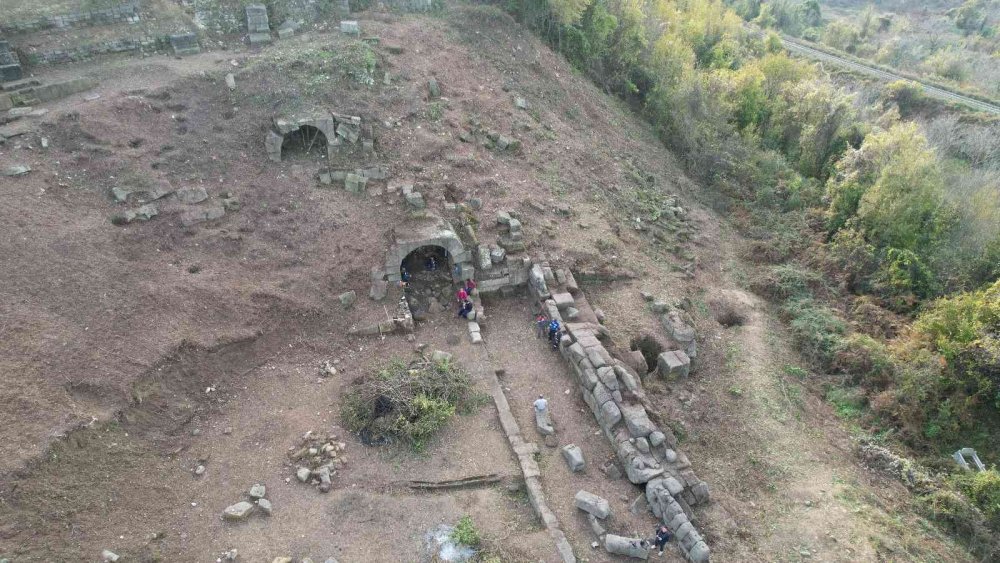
[[1, 1, 140, 34], [545, 284, 711, 562]]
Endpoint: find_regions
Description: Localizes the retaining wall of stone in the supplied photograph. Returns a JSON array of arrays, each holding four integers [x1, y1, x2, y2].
[[484, 362, 576, 563], [23, 36, 171, 66], [531, 264, 711, 562], [1, 1, 140, 35]]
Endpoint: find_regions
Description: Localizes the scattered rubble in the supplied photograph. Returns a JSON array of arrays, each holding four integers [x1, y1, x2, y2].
[[222, 484, 273, 522]]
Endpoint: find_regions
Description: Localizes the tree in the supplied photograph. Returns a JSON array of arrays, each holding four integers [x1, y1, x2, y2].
[[550, 0, 594, 25], [854, 123, 951, 254]]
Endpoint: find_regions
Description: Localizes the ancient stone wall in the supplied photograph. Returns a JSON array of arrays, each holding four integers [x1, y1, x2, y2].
[[23, 36, 171, 65], [531, 265, 712, 562], [0, 1, 140, 34], [377, 0, 438, 11]]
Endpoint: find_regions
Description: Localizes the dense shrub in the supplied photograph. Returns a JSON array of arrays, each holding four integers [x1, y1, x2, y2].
[[953, 469, 1000, 529], [341, 357, 475, 451], [832, 333, 895, 388], [783, 298, 846, 368], [751, 263, 825, 302]]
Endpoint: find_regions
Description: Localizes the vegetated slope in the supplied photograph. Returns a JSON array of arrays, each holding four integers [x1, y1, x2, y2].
[[0, 5, 979, 562]]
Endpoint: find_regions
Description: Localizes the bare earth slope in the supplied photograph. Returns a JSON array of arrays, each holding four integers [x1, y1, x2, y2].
[[0, 6, 974, 562]]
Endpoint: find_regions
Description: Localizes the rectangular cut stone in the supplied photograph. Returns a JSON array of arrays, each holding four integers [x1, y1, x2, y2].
[[596, 366, 618, 391], [599, 401, 622, 428], [574, 490, 610, 519], [551, 292, 575, 310], [576, 365, 598, 391], [592, 382, 613, 406], [619, 404, 656, 438], [657, 350, 690, 379], [586, 347, 606, 369]]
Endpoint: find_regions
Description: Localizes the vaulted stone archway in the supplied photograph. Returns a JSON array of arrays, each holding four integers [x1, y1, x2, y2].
[[379, 218, 474, 284]]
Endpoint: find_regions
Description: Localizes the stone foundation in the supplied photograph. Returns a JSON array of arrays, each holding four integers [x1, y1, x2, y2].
[[1, 1, 140, 34], [532, 267, 712, 562]]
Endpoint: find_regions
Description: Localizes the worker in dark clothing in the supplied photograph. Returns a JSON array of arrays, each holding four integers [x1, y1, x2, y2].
[[547, 319, 561, 348], [653, 525, 672, 556], [458, 300, 474, 319]]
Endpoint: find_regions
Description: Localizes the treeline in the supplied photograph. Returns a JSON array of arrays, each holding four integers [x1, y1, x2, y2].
[[494, 0, 1000, 542]]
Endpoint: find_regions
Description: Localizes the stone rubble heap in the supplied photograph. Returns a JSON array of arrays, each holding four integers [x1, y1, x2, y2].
[[530, 267, 711, 563], [288, 430, 348, 494]]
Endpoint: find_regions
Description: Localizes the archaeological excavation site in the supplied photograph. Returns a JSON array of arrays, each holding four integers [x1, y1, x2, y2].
[[3, 0, 998, 562]]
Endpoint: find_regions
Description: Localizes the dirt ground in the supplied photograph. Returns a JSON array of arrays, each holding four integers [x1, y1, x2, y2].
[[0, 4, 976, 563]]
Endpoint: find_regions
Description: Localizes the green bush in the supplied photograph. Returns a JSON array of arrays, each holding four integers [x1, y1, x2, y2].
[[451, 515, 481, 548], [751, 263, 825, 302], [953, 469, 1000, 528], [832, 333, 895, 388], [341, 358, 474, 451], [783, 298, 846, 368], [825, 385, 866, 419]]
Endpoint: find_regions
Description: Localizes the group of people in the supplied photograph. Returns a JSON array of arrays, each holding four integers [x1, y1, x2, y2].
[[456, 278, 477, 319], [534, 312, 563, 349]]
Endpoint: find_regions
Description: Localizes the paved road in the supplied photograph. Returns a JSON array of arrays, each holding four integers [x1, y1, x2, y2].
[[779, 35, 1000, 115]]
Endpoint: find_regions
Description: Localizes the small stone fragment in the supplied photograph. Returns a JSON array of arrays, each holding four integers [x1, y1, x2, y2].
[[102, 550, 120, 562], [222, 501, 255, 521], [257, 498, 273, 516], [249, 483, 266, 499], [339, 291, 357, 308]]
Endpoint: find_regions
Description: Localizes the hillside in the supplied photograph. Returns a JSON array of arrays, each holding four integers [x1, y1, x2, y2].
[[0, 3, 985, 562]]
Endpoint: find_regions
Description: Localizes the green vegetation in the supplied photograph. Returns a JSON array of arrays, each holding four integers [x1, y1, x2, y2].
[[341, 357, 476, 451], [734, 0, 1000, 98], [451, 515, 482, 548]]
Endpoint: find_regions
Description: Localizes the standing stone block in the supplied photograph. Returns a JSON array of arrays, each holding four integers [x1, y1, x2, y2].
[[169, 33, 200, 56], [688, 541, 710, 562], [656, 350, 690, 379], [561, 444, 585, 472], [574, 490, 610, 519], [345, 173, 367, 194], [340, 20, 360, 35], [245, 4, 271, 45], [0, 41, 23, 82]]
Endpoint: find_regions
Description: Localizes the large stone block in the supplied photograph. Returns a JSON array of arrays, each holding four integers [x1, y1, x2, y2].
[[561, 444, 585, 472], [551, 292, 575, 310], [599, 401, 622, 428], [656, 350, 690, 379], [688, 541, 710, 562], [574, 490, 610, 519], [604, 534, 648, 560], [619, 404, 656, 438], [596, 366, 619, 391]]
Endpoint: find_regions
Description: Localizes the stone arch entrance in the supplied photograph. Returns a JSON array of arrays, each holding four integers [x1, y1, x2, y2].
[[399, 245, 454, 318], [279, 124, 328, 160], [265, 113, 337, 162], [400, 245, 450, 280], [380, 219, 473, 284]]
